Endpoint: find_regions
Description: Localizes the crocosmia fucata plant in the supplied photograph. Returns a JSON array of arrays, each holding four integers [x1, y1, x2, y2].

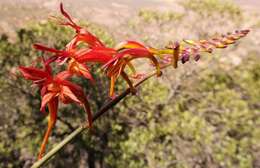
[[18, 3, 249, 162]]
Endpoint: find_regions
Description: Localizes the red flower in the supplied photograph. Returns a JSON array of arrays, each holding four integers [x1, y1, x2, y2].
[[33, 43, 114, 80], [31, 3, 116, 81], [58, 3, 105, 48], [103, 41, 162, 97], [33, 3, 116, 80], [19, 59, 92, 159]]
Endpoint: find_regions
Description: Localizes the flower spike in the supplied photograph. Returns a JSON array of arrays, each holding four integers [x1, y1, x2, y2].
[[18, 2, 250, 160], [183, 29, 250, 55]]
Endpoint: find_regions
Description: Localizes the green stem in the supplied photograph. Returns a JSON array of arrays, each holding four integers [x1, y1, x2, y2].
[[31, 125, 86, 168], [31, 64, 171, 168]]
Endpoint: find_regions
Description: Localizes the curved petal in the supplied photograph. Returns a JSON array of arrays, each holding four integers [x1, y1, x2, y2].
[[76, 50, 113, 64], [19, 66, 48, 81], [76, 32, 105, 48], [60, 3, 81, 31], [103, 48, 152, 68], [109, 75, 116, 98], [121, 71, 136, 94], [60, 85, 81, 104], [115, 40, 146, 51], [55, 71, 72, 80], [40, 92, 57, 112], [82, 98, 92, 127], [34, 44, 69, 62], [67, 60, 93, 80], [77, 63, 93, 80], [33, 44, 63, 54], [38, 98, 58, 159]]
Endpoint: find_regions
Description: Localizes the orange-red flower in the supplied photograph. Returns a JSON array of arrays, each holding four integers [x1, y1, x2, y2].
[[33, 43, 114, 80], [19, 59, 92, 159], [30, 3, 116, 81], [33, 3, 116, 80], [58, 3, 105, 48], [103, 41, 162, 97]]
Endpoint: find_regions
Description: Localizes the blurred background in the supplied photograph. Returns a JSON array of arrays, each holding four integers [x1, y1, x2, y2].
[[0, 0, 259, 167]]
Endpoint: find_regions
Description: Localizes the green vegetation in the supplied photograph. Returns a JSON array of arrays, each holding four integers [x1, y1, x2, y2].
[[180, 0, 242, 18], [138, 9, 184, 23], [104, 56, 260, 168]]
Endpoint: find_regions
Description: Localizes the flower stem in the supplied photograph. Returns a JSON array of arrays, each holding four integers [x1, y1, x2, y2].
[[31, 64, 171, 168], [31, 125, 86, 168]]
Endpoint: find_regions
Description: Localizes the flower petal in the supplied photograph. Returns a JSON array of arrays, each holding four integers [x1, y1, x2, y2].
[[55, 71, 72, 80], [81, 98, 93, 127], [115, 41, 146, 51], [75, 49, 113, 64], [40, 92, 57, 112], [19, 66, 48, 81], [76, 32, 105, 48], [33, 44, 63, 54], [121, 71, 136, 94], [67, 59, 94, 80], [61, 85, 81, 104], [59, 3, 81, 31], [38, 98, 58, 159], [109, 75, 116, 98]]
